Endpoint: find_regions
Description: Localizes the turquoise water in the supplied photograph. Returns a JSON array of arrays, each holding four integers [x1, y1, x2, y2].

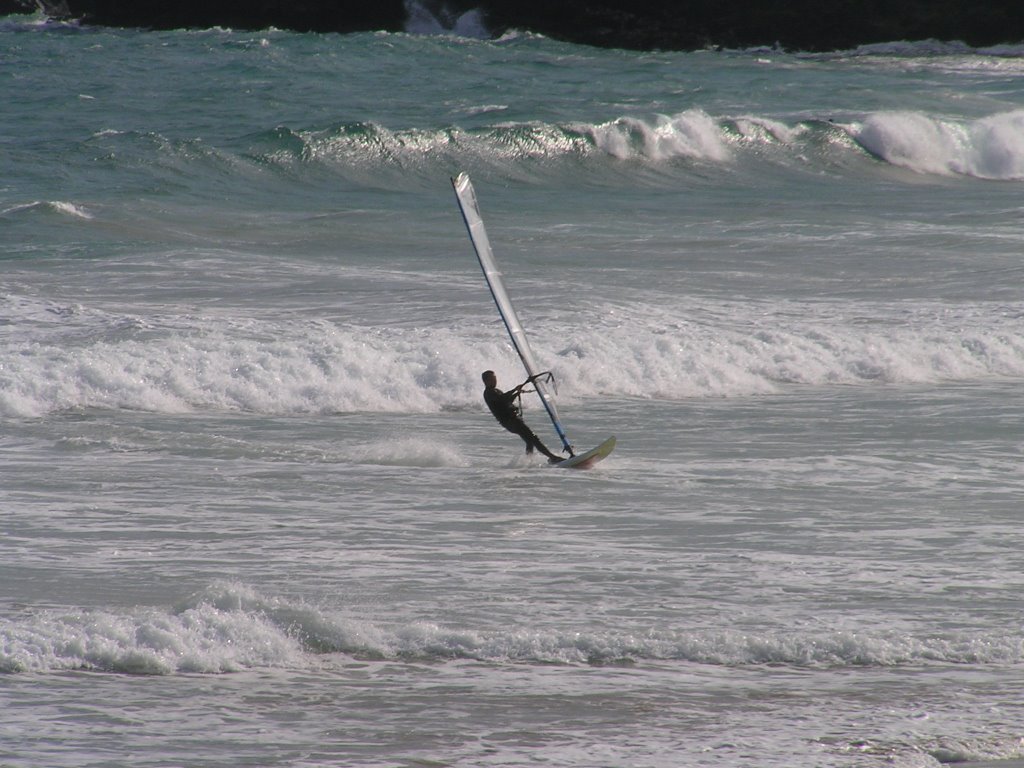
[[3, 14, 1024, 768]]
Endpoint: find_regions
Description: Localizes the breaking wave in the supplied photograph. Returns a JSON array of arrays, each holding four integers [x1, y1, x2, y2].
[[852, 110, 1024, 179], [4, 582, 1024, 675], [246, 108, 1024, 182], [2, 293, 1023, 418], [23, 107, 1024, 195], [0, 200, 94, 219]]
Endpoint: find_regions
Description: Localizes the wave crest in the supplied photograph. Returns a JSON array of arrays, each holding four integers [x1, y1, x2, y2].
[[36, 108, 1024, 188], [4, 583, 1023, 674], [244, 109, 1024, 182], [0, 200, 93, 220], [852, 110, 1024, 179], [3, 295, 1023, 417]]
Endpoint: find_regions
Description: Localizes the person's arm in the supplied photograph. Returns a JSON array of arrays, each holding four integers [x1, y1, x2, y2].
[[511, 373, 543, 393], [502, 387, 523, 403], [512, 372, 549, 398]]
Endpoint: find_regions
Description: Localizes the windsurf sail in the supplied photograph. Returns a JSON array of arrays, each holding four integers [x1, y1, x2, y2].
[[451, 172, 573, 455]]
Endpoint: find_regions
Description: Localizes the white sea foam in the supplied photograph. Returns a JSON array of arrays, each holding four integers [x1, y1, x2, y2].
[[733, 116, 805, 145], [0, 601, 303, 674], [4, 583, 1022, 674], [356, 436, 471, 467], [851, 110, 1024, 179], [2, 299, 1022, 418], [0, 200, 93, 219], [591, 111, 732, 163], [49, 200, 94, 219]]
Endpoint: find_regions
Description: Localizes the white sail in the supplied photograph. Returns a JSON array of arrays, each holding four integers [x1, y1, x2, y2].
[[451, 172, 572, 454]]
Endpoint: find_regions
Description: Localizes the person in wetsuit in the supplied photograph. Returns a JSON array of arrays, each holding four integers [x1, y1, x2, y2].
[[481, 369, 562, 463]]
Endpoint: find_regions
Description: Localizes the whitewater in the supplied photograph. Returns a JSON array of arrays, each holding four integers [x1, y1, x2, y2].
[[3, 9, 1024, 768]]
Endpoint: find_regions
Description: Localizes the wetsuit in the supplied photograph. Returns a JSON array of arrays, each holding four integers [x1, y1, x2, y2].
[[483, 383, 561, 461]]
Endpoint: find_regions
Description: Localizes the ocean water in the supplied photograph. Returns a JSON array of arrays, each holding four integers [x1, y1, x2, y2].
[[3, 10, 1024, 767]]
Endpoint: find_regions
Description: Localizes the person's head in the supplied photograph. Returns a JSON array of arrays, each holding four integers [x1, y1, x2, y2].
[[481, 370, 496, 388]]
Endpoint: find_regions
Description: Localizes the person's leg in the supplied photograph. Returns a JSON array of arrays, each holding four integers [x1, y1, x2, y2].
[[502, 420, 534, 454], [518, 426, 536, 454], [535, 438, 561, 462], [515, 423, 560, 461]]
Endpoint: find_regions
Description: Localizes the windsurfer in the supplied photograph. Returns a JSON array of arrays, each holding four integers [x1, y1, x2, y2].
[[481, 370, 562, 462]]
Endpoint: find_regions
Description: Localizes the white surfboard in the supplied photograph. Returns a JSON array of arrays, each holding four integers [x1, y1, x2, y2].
[[553, 436, 617, 470]]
